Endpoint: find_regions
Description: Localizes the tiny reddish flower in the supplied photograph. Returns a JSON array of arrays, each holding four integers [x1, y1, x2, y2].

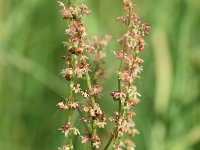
[[57, 102, 69, 110]]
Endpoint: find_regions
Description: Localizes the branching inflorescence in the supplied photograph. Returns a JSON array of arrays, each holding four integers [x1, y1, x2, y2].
[[56, 0, 151, 150]]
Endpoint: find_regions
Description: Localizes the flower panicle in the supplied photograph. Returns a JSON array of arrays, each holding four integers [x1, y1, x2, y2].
[[56, 0, 150, 149], [57, 1, 110, 150], [107, 0, 151, 149]]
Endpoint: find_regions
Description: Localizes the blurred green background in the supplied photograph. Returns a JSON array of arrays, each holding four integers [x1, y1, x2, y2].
[[0, 0, 200, 149]]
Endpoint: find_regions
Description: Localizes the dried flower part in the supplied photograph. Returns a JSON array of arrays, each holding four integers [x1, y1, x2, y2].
[[127, 111, 136, 119], [113, 50, 125, 59], [101, 113, 106, 122], [96, 121, 107, 128], [118, 70, 135, 84], [58, 144, 72, 150], [81, 91, 90, 99], [61, 68, 73, 76], [83, 106, 90, 112], [80, 134, 101, 148], [81, 135, 90, 144], [66, 20, 87, 41], [57, 1, 92, 20], [87, 86, 103, 97], [134, 56, 144, 64], [89, 103, 102, 117], [111, 91, 126, 101], [69, 101, 79, 110], [127, 98, 140, 109], [70, 83, 81, 93], [57, 102, 69, 110], [113, 112, 120, 123], [91, 135, 101, 148], [58, 123, 80, 137], [74, 64, 90, 78], [80, 4, 92, 15], [118, 122, 128, 133], [81, 117, 87, 123]]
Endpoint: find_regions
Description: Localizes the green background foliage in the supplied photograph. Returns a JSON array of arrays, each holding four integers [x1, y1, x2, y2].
[[0, 0, 200, 149]]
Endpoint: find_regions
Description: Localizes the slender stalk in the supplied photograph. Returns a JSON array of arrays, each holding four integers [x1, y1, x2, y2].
[[68, 81, 73, 150], [72, 55, 92, 135], [118, 59, 123, 113], [86, 72, 97, 150], [104, 136, 113, 150], [104, 4, 134, 148], [68, 110, 73, 150], [104, 60, 123, 150]]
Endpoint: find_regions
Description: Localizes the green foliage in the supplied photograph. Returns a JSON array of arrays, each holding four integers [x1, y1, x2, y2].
[[0, 0, 200, 149]]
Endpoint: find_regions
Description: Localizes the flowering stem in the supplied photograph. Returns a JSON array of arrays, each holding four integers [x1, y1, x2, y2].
[[118, 59, 123, 113], [86, 72, 97, 149], [68, 81, 73, 150], [72, 55, 91, 135], [103, 55, 124, 150], [91, 121, 97, 150], [57, 1, 108, 149]]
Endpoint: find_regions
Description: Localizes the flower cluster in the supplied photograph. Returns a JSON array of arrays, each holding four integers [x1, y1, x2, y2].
[[81, 134, 101, 149], [58, 144, 71, 150], [92, 35, 111, 84], [106, 0, 151, 149], [56, 0, 150, 150], [58, 123, 80, 137], [57, 1, 110, 149]]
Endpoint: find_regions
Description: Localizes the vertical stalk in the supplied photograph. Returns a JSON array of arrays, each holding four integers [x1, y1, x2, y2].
[[68, 81, 73, 150], [104, 3, 132, 148], [104, 60, 123, 150], [86, 72, 97, 150]]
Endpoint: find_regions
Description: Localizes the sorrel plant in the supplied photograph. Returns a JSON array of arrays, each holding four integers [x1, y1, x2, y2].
[[56, 0, 151, 149]]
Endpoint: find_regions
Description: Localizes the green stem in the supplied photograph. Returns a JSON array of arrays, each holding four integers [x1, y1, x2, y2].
[[104, 136, 113, 150], [86, 72, 95, 104], [85, 72, 97, 150], [104, 59, 123, 150], [118, 59, 123, 113], [68, 82, 73, 150], [72, 55, 92, 135]]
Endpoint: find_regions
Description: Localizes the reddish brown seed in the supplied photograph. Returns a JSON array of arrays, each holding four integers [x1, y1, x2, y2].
[[69, 48, 75, 54], [65, 75, 71, 81], [76, 47, 83, 54]]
